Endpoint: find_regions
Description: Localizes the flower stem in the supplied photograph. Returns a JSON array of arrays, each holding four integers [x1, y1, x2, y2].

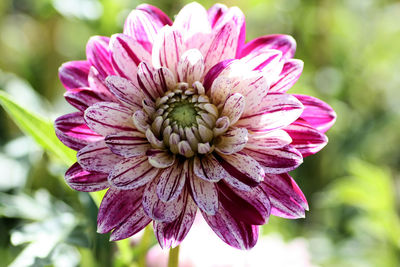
[[138, 225, 152, 267], [168, 245, 180, 267]]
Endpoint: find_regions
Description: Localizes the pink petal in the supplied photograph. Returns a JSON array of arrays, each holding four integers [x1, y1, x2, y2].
[[110, 33, 151, 83], [64, 87, 114, 112], [106, 75, 148, 110], [193, 154, 226, 182], [243, 145, 303, 174], [137, 62, 164, 100], [246, 130, 292, 150], [270, 59, 304, 93], [215, 127, 248, 154], [190, 173, 218, 215], [220, 93, 245, 125], [294, 94, 337, 133], [261, 173, 308, 219], [77, 140, 123, 173], [105, 131, 150, 158], [142, 176, 186, 223], [285, 118, 328, 157], [110, 207, 151, 241], [217, 181, 271, 225], [152, 26, 184, 80], [84, 102, 135, 136], [97, 186, 145, 234], [207, 4, 228, 28], [154, 189, 197, 249], [236, 93, 303, 132], [65, 162, 108, 192], [54, 112, 102, 151], [177, 49, 205, 84], [59, 60, 90, 90], [203, 59, 234, 93], [202, 205, 259, 249], [215, 152, 265, 191], [123, 6, 171, 53], [87, 66, 113, 94], [173, 2, 211, 40], [240, 34, 297, 60], [86, 36, 115, 79], [108, 156, 159, 190]]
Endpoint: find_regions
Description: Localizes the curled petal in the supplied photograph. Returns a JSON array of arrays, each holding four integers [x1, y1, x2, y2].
[[215, 128, 248, 154], [106, 76, 148, 110], [193, 154, 226, 182], [59, 61, 90, 90], [284, 119, 328, 157], [154, 189, 197, 249], [142, 175, 186, 223], [270, 59, 304, 93], [137, 62, 163, 100], [202, 204, 259, 250], [236, 93, 303, 132], [105, 131, 150, 158], [77, 140, 123, 173], [203, 59, 234, 93], [240, 34, 297, 60], [146, 149, 176, 168], [210, 76, 232, 107], [97, 187, 145, 234], [65, 162, 108, 192], [243, 146, 303, 174], [220, 93, 245, 125], [108, 156, 159, 190], [294, 94, 337, 133], [261, 173, 308, 219], [84, 102, 135, 136], [215, 152, 265, 191], [177, 49, 205, 85], [54, 112, 102, 151]]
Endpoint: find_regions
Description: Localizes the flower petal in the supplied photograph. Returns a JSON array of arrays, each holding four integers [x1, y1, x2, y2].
[[220, 93, 245, 125], [202, 205, 259, 249], [154, 189, 197, 249], [84, 102, 135, 136], [207, 4, 228, 28], [261, 173, 308, 219], [193, 154, 226, 182], [86, 36, 115, 79], [240, 34, 297, 60], [173, 2, 211, 40], [106, 75, 148, 110], [270, 59, 303, 93], [293, 94, 337, 133], [156, 160, 188, 202], [108, 156, 159, 190], [243, 146, 303, 174], [215, 152, 265, 191], [65, 162, 108, 192], [236, 93, 303, 132], [190, 174, 218, 215], [105, 131, 150, 158], [217, 180, 271, 225], [110, 207, 151, 241], [146, 149, 176, 168], [215, 128, 248, 154], [64, 87, 114, 112], [54, 112, 102, 151], [152, 26, 184, 80], [246, 130, 292, 150], [285, 119, 328, 157], [97, 186, 145, 234], [177, 49, 205, 85], [123, 6, 171, 53], [137, 62, 164, 100], [77, 140, 123, 173], [110, 33, 151, 83], [59, 60, 90, 90], [142, 175, 186, 223], [203, 59, 234, 93]]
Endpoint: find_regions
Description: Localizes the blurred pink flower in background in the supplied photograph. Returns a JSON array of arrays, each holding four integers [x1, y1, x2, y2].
[[55, 2, 336, 249]]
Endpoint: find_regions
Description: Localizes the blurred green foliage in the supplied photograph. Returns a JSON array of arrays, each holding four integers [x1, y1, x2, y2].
[[0, 0, 400, 266]]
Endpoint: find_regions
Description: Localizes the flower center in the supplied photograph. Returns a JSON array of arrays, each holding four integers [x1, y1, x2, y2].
[[139, 82, 230, 158]]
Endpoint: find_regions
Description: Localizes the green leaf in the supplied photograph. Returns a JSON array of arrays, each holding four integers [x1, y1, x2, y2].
[[0, 90, 76, 165]]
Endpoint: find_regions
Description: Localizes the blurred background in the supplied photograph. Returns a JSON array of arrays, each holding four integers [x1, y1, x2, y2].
[[0, 0, 400, 266]]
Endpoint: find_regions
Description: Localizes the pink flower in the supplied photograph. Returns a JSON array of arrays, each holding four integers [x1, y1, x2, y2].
[[55, 2, 336, 249]]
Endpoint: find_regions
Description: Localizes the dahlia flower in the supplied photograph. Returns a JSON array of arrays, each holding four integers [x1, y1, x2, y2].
[[55, 2, 336, 249]]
